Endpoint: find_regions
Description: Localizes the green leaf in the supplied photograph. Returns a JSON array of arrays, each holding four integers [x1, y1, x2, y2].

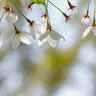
[[32, 0, 44, 4]]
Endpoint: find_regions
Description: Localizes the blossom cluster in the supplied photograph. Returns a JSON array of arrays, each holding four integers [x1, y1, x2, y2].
[[81, 0, 96, 39], [0, 0, 95, 49]]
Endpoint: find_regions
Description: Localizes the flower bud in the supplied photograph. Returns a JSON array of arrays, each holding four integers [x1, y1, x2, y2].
[[6, 12, 18, 23]]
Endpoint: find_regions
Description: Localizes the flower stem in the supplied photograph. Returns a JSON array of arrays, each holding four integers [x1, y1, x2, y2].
[[48, 0, 67, 18], [0, 10, 5, 21], [13, 0, 29, 22], [46, 0, 49, 26], [44, 0, 51, 30], [87, 0, 90, 14], [67, 0, 72, 6], [14, 24, 17, 31], [93, 0, 95, 25], [14, 24, 20, 34], [8, 0, 13, 12], [48, 0, 63, 14]]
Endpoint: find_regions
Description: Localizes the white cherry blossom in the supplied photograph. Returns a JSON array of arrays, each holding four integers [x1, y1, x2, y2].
[[82, 25, 96, 39], [38, 30, 65, 48], [6, 12, 18, 23], [29, 21, 46, 40], [8, 32, 32, 49]]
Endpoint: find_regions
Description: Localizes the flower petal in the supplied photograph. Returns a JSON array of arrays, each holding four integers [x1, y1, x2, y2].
[[8, 33, 15, 45], [49, 30, 65, 41], [48, 36, 58, 48], [81, 17, 90, 23], [81, 17, 85, 23], [92, 27, 96, 36], [19, 32, 32, 45], [38, 38, 47, 46], [82, 26, 92, 39], [32, 22, 46, 34], [38, 32, 49, 46], [23, 32, 31, 36], [39, 32, 49, 41], [6, 12, 18, 23], [12, 35, 20, 49], [30, 27, 36, 40], [69, 7, 78, 14]]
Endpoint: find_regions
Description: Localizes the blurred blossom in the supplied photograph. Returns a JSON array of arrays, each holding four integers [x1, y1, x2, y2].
[[0, 32, 2, 47], [29, 83, 47, 96], [77, 42, 96, 65], [82, 25, 96, 39]]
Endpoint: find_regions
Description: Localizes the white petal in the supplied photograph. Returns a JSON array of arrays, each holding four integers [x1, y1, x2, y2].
[[38, 38, 47, 46], [81, 17, 90, 23], [41, 16, 46, 22], [32, 22, 46, 34], [39, 32, 49, 41], [19, 32, 32, 45], [69, 7, 78, 14], [84, 18, 90, 23], [23, 32, 31, 36], [49, 30, 65, 41], [8, 33, 15, 45], [81, 17, 84, 23], [6, 12, 18, 23], [60, 37, 65, 41], [82, 26, 92, 39], [38, 32, 49, 46], [30, 27, 36, 40], [92, 27, 96, 36], [48, 36, 58, 48], [12, 35, 20, 49]]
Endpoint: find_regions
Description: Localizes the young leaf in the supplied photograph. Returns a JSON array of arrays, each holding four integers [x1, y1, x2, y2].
[[32, 0, 44, 4]]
